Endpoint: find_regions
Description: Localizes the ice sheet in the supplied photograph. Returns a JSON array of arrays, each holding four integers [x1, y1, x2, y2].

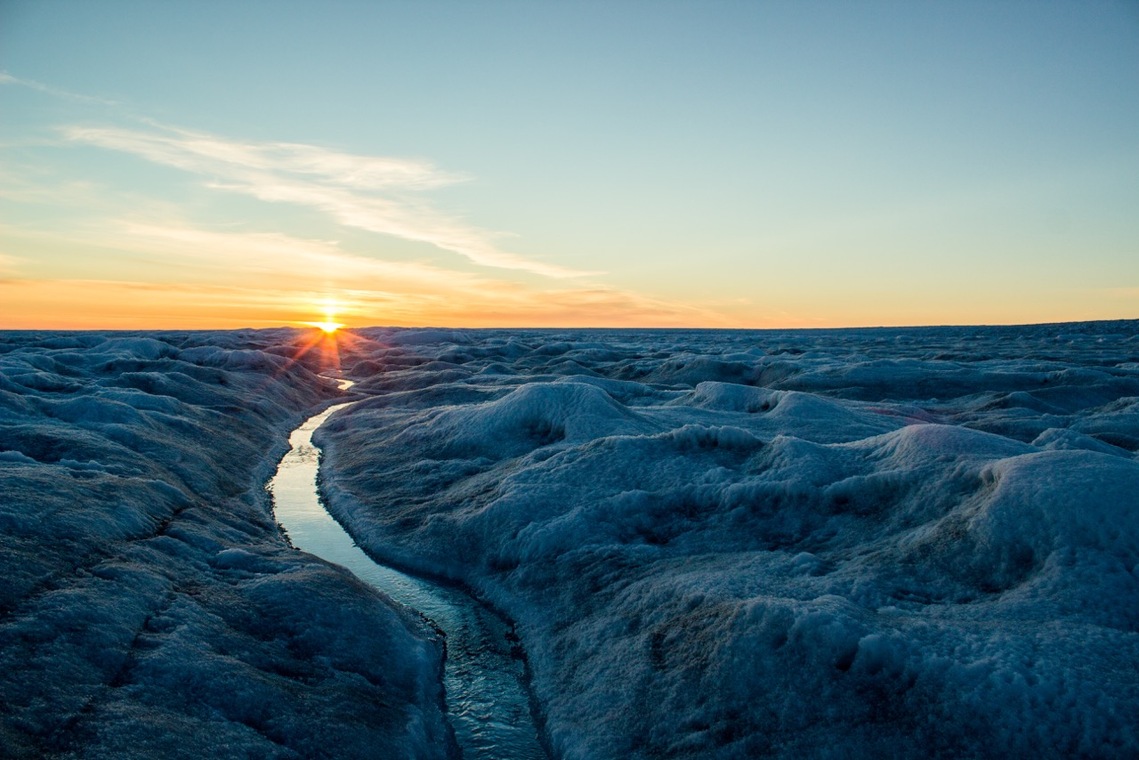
[[0, 329, 450, 759], [317, 322, 1139, 759]]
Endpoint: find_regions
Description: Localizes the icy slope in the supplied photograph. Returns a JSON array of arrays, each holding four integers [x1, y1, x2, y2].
[[317, 323, 1139, 759], [0, 330, 451, 759]]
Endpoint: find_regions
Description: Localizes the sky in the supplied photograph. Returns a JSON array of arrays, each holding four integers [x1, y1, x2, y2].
[[1, 1, 1137, 330]]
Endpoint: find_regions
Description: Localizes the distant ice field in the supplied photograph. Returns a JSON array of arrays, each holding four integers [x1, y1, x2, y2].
[[315, 322, 1139, 759]]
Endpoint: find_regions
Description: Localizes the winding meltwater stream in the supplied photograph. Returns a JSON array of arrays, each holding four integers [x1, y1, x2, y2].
[[268, 387, 549, 760]]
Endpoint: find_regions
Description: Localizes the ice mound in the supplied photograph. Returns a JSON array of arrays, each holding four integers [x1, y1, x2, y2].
[[643, 354, 760, 387], [318, 322, 1139, 759], [679, 380, 780, 411], [0, 330, 451, 759], [414, 381, 656, 455]]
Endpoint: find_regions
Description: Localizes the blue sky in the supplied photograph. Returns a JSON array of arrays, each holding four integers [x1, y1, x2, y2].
[[1, 1, 1137, 328]]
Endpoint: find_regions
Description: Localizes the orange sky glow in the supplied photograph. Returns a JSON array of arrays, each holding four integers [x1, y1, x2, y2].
[[1, 3, 1135, 331]]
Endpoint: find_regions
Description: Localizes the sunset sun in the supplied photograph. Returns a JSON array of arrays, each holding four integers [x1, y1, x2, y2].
[[307, 299, 345, 334], [290, 304, 364, 376]]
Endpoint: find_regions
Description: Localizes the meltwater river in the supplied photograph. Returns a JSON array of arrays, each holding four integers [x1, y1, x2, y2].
[[268, 396, 548, 760]]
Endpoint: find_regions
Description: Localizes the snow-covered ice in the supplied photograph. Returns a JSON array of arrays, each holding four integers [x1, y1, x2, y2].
[[4, 323, 1138, 759], [0, 330, 450, 759], [314, 322, 1139, 759]]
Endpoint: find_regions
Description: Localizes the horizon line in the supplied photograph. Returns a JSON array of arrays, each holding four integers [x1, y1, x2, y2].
[[1, 316, 1135, 334]]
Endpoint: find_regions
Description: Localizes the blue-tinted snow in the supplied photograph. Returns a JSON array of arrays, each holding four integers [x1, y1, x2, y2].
[[316, 322, 1139, 759], [0, 330, 450, 759]]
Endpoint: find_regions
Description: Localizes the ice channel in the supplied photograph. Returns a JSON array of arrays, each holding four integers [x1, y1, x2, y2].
[[268, 396, 549, 760]]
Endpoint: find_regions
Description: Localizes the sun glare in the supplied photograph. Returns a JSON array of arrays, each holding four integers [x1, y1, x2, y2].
[[307, 299, 345, 334], [289, 302, 371, 377]]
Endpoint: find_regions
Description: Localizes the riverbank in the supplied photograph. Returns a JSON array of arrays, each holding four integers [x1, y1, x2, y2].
[[270, 398, 547, 759], [0, 330, 451, 758]]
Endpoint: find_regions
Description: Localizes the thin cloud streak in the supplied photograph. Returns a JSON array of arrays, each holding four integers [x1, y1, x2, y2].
[[67, 123, 465, 190], [115, 222, 495, 292], [0, 217, 724, 328], [0, 272, 728, 329], [112, 222, 705, 324], [63, 123, 593, 278], [0, 71, 119, 106]]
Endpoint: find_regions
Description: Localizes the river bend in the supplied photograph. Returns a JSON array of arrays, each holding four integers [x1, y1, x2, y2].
[[268, 399, 548, 760]]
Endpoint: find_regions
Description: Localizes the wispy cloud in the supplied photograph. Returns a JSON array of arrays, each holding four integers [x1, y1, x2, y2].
[[0, 218, 724, 328], [0, 71, 119, 106], [0, 273, 730, 329], [66, 123, 464, 190], [62, 123, 592, 278], [452, 282, 734, 328], [114, 221, 494, 292], [0, 250, 18, 275], [112, 223, 721, 324]]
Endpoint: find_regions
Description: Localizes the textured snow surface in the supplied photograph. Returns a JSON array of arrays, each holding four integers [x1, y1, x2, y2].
[[0, 330, 450, 759], [316, 322, 1139, 759]]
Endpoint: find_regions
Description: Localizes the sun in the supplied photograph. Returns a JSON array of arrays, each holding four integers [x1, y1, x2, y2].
[[306, 298, 346, 334], [281, 297, 375, 379]]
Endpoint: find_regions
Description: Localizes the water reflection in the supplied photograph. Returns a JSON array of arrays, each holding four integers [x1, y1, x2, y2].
[[269, 400, 548, 760]]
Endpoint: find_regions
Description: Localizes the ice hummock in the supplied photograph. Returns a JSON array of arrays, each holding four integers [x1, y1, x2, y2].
[[316, 322, 1139, 759]]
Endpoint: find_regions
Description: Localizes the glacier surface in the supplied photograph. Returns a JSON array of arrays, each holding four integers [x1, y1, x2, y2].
[[3, 323, 1138, 759], [314, 322, 1139, 759], [0, 330, 451, 759]]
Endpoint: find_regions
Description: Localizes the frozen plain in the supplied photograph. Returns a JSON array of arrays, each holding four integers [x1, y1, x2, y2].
[[2, 321, 1138, 758]]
